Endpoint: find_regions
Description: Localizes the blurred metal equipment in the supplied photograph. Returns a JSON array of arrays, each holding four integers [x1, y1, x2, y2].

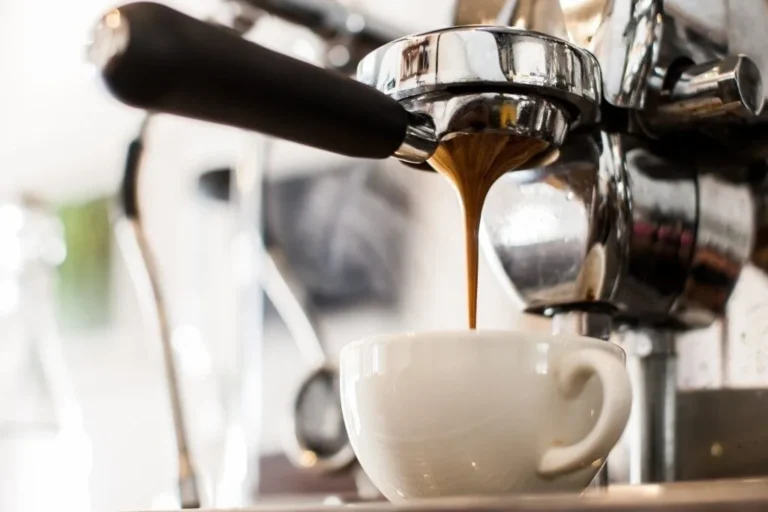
[[234, 0, 404, 72], [262, 248, 353, 473], [92, 0, 768, 495], [231, 134, 269, 503], [198, 163, 403, 499], [198, 167, 355, 475]]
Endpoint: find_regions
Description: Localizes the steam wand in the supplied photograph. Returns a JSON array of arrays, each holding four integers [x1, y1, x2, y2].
[[101, 5, 267, 504], [113, 113, 201, 508]]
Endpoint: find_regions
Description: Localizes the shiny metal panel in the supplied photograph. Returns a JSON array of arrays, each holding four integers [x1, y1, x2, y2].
[[675, 175, 754, 326], [357, 26, 602, 126], [482, 133, 709, 325], [482, 134, 622, 310], [590, 0, 663, 108], [612, 145, 697, 323], [403, 93, 570, 146]]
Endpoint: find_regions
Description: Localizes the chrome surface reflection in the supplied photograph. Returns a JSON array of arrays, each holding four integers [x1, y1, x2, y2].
[[589, 0, 663, 109], [482, 134, 618, 309], [235, 0, 405, 72], [358, 26, 601, 165], [641, 55, 764, 133], [675, 174, 754, 326], [492, 0, 768, 111], [403, 93, 570, 146], [392, 92, 570, 164], [357, 26, 602, 126], [612, 143, 697, 323], [482, 133, 752, 328]]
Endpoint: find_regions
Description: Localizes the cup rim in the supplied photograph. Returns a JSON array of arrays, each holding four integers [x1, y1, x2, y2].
[[341, 329, 624, 358]]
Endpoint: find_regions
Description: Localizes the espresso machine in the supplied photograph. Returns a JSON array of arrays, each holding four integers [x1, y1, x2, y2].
[[89, 0, 768, 496]]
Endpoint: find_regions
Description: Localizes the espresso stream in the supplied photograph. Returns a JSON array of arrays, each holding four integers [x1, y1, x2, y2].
[[428, 133, 549, 328]]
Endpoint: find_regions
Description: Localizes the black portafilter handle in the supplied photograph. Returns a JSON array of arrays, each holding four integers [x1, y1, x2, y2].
[[90, 2, 410, 159]]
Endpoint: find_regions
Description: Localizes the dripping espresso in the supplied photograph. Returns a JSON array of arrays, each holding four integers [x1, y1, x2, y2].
[[428, 133, 548, 328]]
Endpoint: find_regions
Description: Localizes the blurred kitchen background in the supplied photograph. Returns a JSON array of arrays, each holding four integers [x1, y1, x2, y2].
[[2, 0, 768, 510], [0, 1, 520, 510]]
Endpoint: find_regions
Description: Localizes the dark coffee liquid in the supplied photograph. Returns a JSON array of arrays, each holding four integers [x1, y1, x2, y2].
[[428, 133, 548, 328]]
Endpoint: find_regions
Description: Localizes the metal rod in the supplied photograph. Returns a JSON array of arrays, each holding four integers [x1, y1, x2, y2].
[[115, 216, 201, 508], [231, 135, 269, 498], [261, 247, 326, 367], [642, 336, 677, 482], [115, 113, 201, 508], [134, 220, 201, 508], [617, 328, 677, 484]]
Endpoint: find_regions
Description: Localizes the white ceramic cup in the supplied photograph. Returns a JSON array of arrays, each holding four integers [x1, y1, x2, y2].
[[339, 330, 632, 502]]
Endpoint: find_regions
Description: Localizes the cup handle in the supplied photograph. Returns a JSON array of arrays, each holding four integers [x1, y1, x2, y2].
[[538, 348, 632, 477]]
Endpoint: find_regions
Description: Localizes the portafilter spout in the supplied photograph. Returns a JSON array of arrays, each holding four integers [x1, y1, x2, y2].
[[88, 3, 602, 167]]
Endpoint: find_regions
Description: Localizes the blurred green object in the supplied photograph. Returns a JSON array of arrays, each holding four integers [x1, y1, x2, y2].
[[56, 197, 112, 331]]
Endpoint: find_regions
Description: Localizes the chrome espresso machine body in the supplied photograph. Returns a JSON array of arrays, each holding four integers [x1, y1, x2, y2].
[[90, 0, 768, 489]]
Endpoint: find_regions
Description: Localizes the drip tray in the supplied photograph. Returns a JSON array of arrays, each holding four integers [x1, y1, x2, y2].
[[145, 478, 768, 512]]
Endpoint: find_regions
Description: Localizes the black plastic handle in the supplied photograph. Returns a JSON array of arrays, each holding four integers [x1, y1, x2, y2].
[[95, 2, 409, 159], [120, 137, 144, 219]]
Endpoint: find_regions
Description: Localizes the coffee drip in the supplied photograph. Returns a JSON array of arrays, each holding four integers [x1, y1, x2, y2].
[[428, 133, 549, 328]]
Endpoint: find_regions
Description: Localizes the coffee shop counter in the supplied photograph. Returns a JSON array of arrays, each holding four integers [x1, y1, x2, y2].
[[143, 477, 768, 512]]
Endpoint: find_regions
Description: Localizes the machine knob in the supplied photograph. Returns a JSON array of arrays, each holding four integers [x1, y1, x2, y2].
[[641, 55, 764, 133]]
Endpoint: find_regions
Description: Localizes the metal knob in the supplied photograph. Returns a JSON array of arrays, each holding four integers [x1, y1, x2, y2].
[[641, 55, 764, 133]]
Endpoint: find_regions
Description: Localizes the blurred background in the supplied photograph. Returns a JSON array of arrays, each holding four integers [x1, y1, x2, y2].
[[0, 1, 532, 510], [3, 0, 768, 511]]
